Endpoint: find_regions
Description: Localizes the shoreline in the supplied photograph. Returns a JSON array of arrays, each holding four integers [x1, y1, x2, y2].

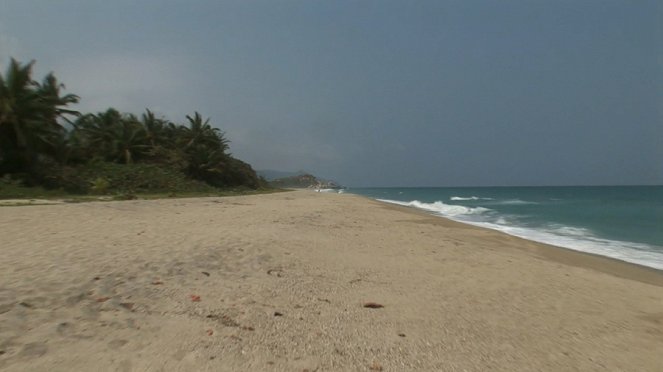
[[346, 189, 663, 274], [367, 196, 663, 286], [1, 190, 661, 371]]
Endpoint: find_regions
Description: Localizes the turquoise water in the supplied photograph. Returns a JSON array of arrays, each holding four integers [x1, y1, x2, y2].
[[346, 186, 663, 270]]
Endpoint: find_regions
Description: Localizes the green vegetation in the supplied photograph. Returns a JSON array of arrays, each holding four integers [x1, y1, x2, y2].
[[0, 58, 270, 199]]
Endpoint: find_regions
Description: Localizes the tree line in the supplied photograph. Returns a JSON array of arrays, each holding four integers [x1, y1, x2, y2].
[[0, 58, 262, 194]]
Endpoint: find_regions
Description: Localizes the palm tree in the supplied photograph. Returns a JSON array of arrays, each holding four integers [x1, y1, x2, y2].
[[0, 58, 78, 173], [73, 108, 148, 164], [37, 72, 80, 125], [141, 109, 169, 147], [34, 72, 80, 163], [175, 112, 232, 183], [185, 143, 226, 180], [180, 112, 229, 152]]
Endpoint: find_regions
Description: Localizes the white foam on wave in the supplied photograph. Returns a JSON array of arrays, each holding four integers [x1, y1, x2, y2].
[[378, 199, 491, 217], [450, 196, 493, 201], [377, 198, 663, 271], [495, 199, 538, 205], [449, 197, 537, 205], [470, 221, 663, 270]]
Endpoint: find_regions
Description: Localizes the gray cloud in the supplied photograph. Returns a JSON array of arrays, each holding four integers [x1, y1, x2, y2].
[[0, 27, 21, 71], [1, 1, 661, 186], [52, 54, 193, 118]]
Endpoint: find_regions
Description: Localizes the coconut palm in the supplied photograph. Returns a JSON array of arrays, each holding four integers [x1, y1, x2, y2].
[[175, 112, 232, 183], [180, 112, 229, 152], [37, 72, 79, 125], [141, 109, 170, 147], [73, 108, 148, 164], [184, 143, 226, 180], [0, 58, 78, 173]]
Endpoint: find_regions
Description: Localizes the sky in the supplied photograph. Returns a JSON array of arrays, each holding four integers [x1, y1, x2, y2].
[[1, 0, 661, 186]]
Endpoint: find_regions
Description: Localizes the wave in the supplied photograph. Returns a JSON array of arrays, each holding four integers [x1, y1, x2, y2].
[[378, 199, 491, 217], [471, 221, 663, 270], [449, 196, 536, 205], [376, 198, 663, 270], [450, 196, 493, 201], [494, 199, 538, 205]]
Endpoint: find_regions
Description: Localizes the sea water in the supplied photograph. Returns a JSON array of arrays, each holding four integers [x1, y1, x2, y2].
[[347, 186, 663, 270]]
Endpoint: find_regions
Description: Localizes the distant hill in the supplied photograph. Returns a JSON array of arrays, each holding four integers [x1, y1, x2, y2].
[[268, 173, 342, 189], [256, 170, 304, 181]]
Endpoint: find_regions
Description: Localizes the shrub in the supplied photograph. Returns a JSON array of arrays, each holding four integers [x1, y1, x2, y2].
[[78, 162, 218, 194], [90, 177, 111, 194]]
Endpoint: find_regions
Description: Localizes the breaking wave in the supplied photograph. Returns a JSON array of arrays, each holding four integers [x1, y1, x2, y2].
[[378, 199, 491, 217], [376, 198, 663, 270], [494, 199, 538, 205], [450, 196, 493, 201]]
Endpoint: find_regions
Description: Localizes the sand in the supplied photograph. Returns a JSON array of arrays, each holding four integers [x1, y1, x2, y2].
[[0, 190, 661, 371]]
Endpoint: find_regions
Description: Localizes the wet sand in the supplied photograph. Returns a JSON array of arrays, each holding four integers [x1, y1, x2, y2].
[[1, 191, 661, 371]]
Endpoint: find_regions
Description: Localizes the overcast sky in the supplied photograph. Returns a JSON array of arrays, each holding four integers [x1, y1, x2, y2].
[[1, 0, 661, 186]]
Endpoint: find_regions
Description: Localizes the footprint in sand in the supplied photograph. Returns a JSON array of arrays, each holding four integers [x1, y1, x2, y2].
[[108, 339, 129, 350], [0, 301, 14, 314], [56, 322, 75, 337], [116, 359, 133, 372], [18, 342, 47, 358], [56, 321, 95, 339]]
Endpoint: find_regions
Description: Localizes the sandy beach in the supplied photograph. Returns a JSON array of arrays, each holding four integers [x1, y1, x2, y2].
[[1, 190, 661, 371]]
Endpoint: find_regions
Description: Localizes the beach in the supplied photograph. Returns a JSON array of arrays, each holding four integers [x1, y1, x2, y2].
[[1, 190, 661, 371]]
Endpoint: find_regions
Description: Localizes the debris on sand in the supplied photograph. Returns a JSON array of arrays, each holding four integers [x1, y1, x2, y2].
[[119, 302, 135, 311], [369, 361, 383, 371], [267, 268, 283, 277], [206, 314, 239, 327]]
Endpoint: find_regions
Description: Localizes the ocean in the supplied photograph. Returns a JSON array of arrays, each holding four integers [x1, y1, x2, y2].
[[345, 186, 663, 270]]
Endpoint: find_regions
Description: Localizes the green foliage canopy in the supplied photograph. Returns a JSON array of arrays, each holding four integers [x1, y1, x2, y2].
[[0, 58, 262, 193]]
